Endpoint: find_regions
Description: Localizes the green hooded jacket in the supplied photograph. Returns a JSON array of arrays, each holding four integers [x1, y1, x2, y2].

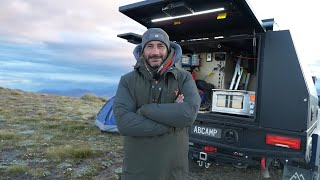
[[113, 42, 201, 180]]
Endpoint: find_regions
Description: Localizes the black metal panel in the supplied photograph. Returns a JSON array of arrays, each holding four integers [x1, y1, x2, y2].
[[119, 0, 265, 41], [196, 113, 310, 136], [178, 34, 255, 53], [258, 30, 310, 131], [117, 33, 142, 44]]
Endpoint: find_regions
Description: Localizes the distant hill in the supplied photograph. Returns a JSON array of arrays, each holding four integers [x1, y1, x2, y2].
[[38, 87, 117, 98], [38, 88, 91, 97]]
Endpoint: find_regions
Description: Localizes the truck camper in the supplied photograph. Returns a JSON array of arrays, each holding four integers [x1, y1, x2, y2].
[[118, 0, 320, 179]]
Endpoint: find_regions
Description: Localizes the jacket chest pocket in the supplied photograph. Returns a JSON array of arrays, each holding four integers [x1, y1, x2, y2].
[[161, 79, 179, 104]]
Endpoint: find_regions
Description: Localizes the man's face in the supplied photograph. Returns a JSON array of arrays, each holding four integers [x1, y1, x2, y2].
[[143, 41, 168, 68]]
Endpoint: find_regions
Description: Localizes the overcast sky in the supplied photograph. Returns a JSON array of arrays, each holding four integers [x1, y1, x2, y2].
[[0, 0, 319, 93]]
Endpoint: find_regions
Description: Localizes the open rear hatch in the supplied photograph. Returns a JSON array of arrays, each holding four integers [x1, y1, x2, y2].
[[119, 0, 265, 41]]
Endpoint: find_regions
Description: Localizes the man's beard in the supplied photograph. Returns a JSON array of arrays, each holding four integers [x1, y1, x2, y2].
[[145, 55, 165, 68]]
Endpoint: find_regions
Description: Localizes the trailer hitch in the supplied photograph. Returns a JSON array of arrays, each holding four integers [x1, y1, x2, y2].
[[197, 160, 211, 168], [197, 160, 203, 167], [198, 152, 211, 168], [199, 152, 207, 161], [204, 162, 211, 168]]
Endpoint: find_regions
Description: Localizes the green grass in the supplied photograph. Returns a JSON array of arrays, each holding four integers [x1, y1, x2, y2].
[[5, 164, 28, 176], [45, 145, 94, 159], [40, 122, 61, 129], [10, 90, 23, 95], [36, 110, 48, 116], [80, 93, 107, 102], [28, 167, 51, 178], [0, 130, 16, 140]]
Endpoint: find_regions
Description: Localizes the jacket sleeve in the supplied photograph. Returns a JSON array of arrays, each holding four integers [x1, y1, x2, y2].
[[113, 75, 172, 136], [138, 72, 201, 128]]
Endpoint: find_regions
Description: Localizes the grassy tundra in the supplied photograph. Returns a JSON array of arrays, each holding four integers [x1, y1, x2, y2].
[[0, 87, 122, 179]]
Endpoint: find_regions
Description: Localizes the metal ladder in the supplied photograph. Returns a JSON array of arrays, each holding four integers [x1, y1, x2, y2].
[[229, 57, 250, 90], [229, 57, 243, 90]]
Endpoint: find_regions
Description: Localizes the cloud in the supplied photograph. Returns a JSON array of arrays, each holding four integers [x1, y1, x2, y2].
[[0, 57, 130, 92], [0, 0, 145, 42], [0, 79, 32, 83], [41, 73, 119, 83], [309, 61, 320, 77], [0, 60, 125, 83], [0, 69, 121, 92], [0, 0, 144, 67], [0, 0, 141, 92], [0, 60, 78, 73], [248, 0, 320, 64], [0, 40, 136, 72]]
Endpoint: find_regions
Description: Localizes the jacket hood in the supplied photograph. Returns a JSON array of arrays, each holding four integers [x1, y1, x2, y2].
[[133, 41, 182, 64]]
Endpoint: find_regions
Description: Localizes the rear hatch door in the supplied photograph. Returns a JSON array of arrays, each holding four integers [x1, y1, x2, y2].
[[119, 0, 265, 41]]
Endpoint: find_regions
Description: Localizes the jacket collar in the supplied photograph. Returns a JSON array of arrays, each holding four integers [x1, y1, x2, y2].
[[133, 41, 182, 64], [135, 48, 178, 80]]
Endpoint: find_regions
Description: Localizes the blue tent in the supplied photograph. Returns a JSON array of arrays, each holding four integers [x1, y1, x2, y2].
[[95, 97, 118, 132]]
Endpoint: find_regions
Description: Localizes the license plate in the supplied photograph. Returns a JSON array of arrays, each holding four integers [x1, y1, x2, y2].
[[192, 125, 222, 138]]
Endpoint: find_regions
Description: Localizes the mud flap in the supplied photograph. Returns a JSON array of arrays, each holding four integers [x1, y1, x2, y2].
[[283, 165, 319, 180], [311, 129, 320, 168]]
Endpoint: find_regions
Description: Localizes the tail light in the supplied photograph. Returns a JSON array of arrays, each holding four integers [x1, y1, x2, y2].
[[250, 94, 256, 102], [266, 134, 301, 150], [203, 146, 217, 153]]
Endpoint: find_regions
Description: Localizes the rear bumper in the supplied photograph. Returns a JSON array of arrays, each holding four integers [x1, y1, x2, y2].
[[189, 139, 305, 167], [189, 137, 305, 158], [189, 119, 309, 165], [189, 145, 260, 166]]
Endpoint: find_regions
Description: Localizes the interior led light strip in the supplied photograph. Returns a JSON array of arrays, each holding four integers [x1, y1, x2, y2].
[[151, 7, 225, 22]]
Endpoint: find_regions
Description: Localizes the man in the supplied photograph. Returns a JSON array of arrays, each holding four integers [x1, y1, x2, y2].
[[113, 28, 201, 180]]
